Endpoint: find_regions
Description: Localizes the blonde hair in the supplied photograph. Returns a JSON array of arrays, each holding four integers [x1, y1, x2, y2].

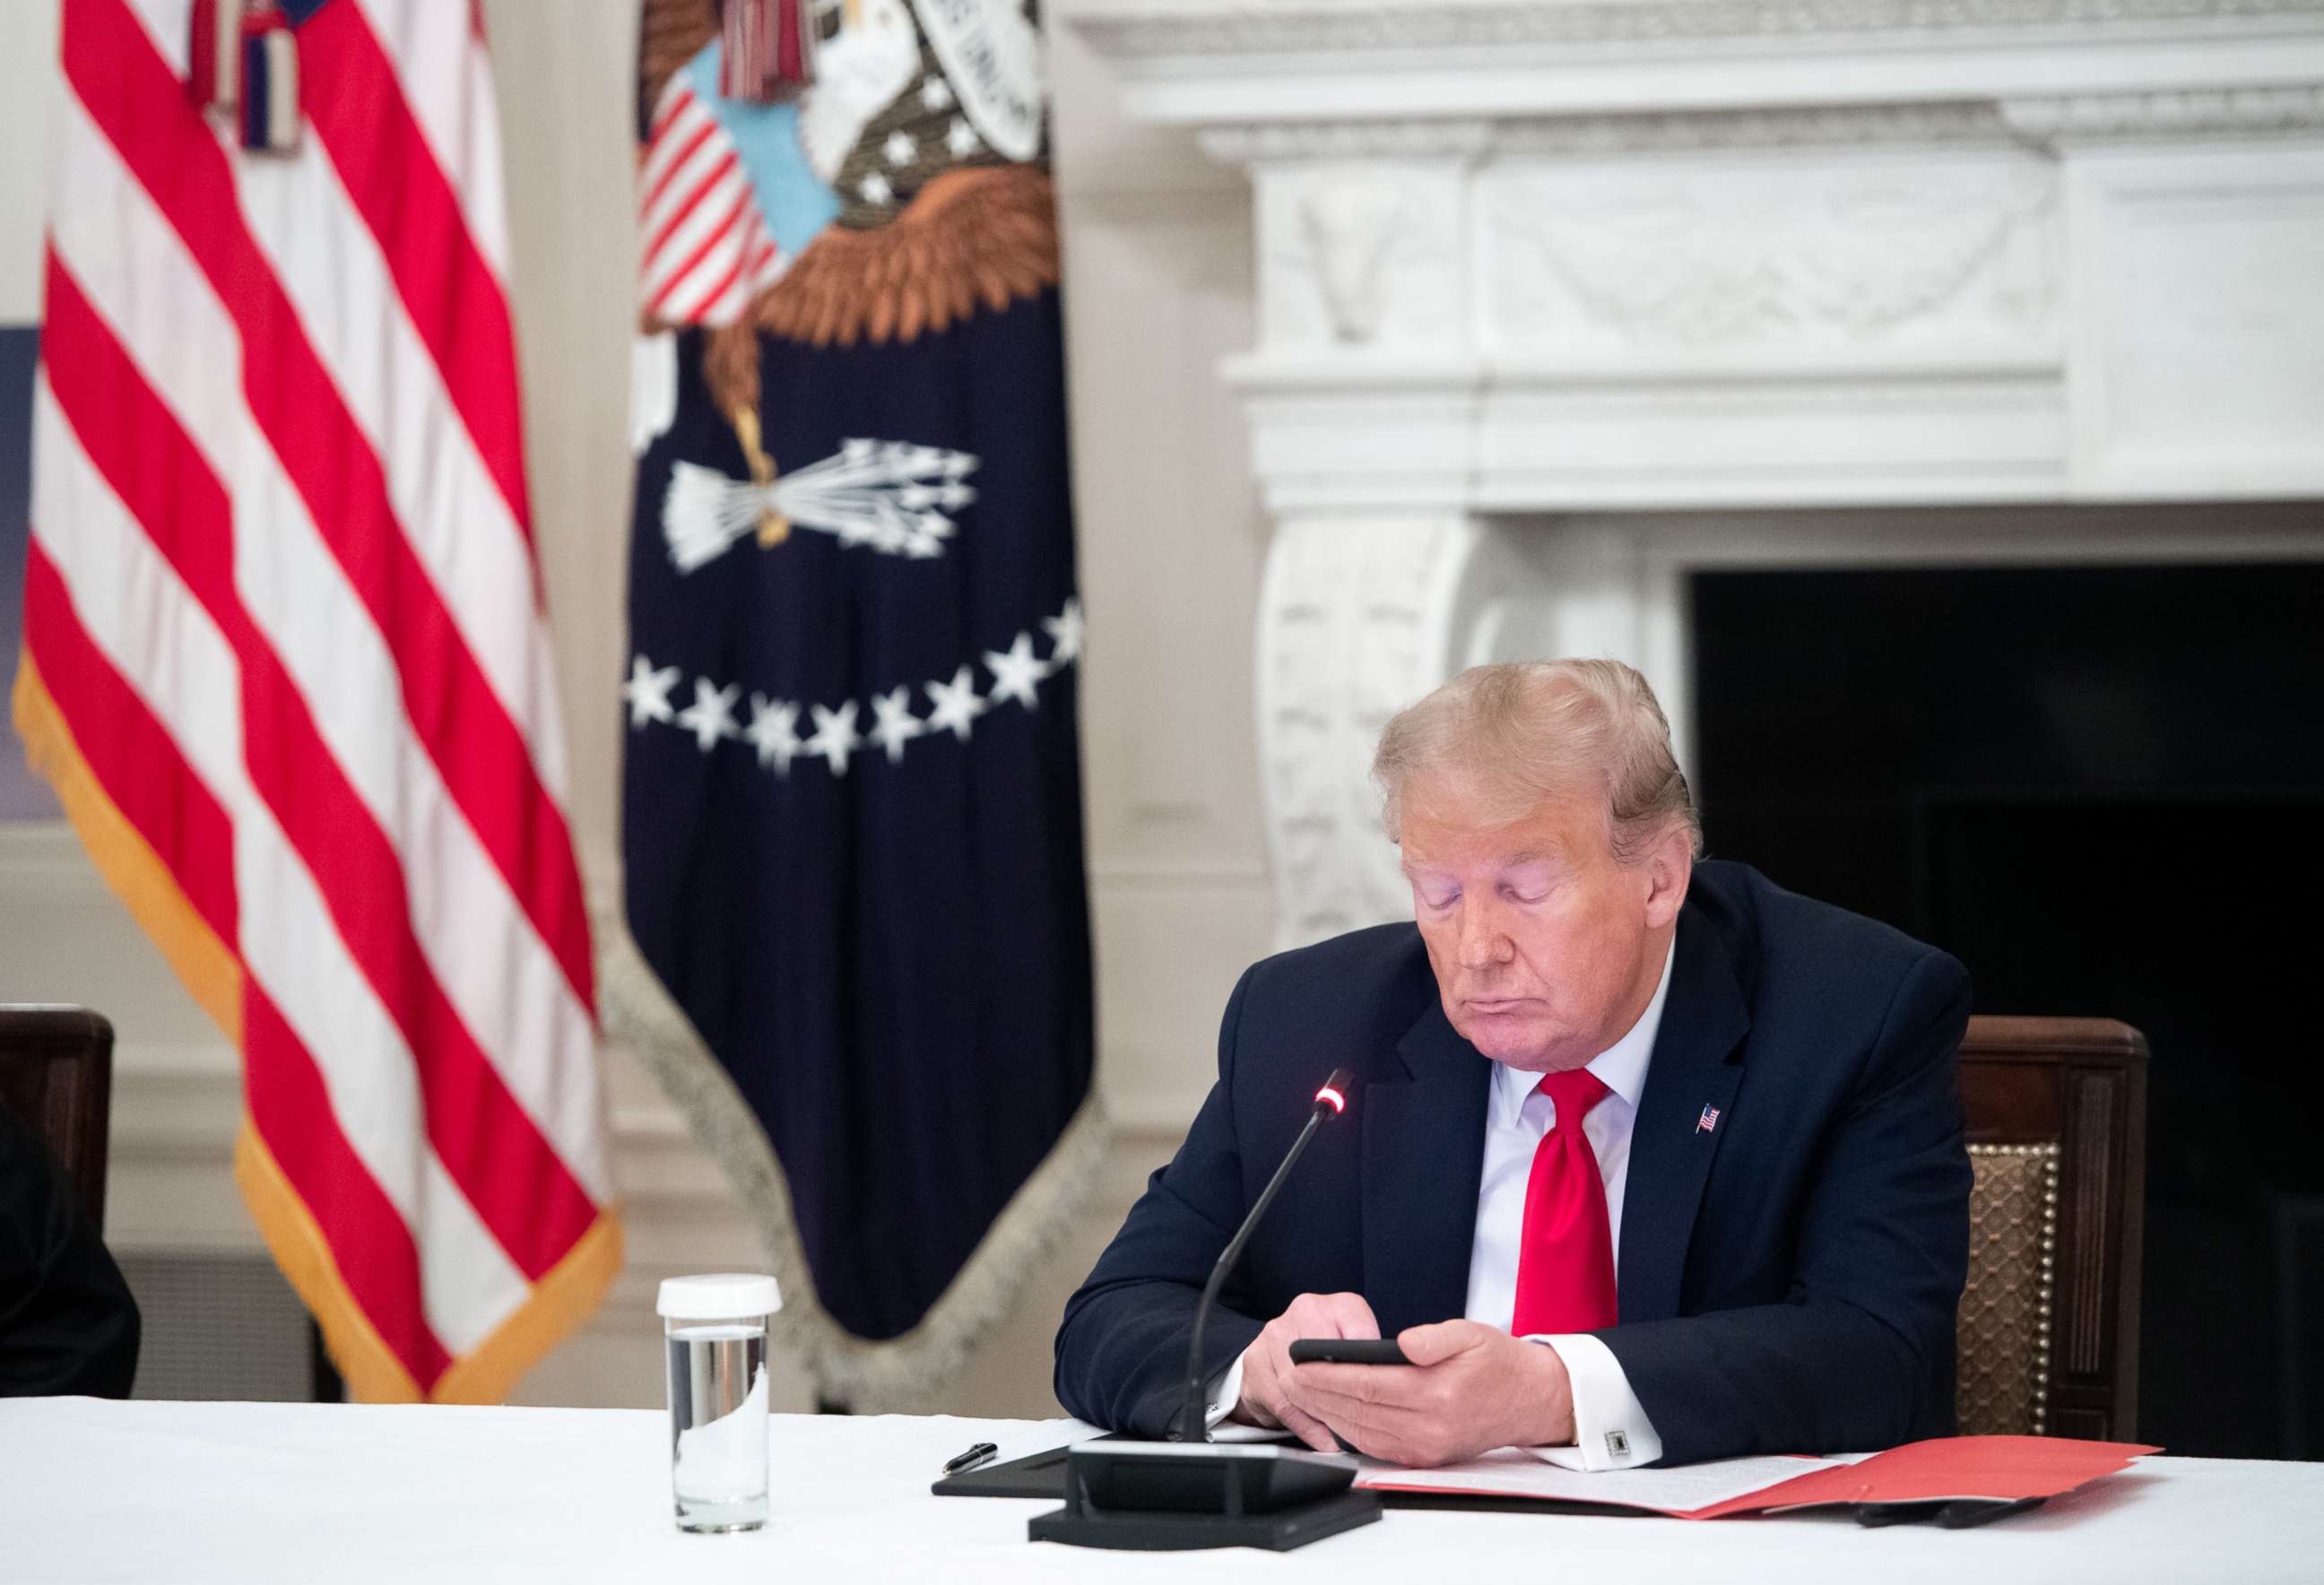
[[1371, 659, 1704, 863]]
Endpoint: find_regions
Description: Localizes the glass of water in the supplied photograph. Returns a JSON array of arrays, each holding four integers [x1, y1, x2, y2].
[[657, 1273, 781, 1533]]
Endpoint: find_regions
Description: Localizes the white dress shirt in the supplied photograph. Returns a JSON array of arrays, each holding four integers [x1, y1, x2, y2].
[[1210, 940, 1674, 1472]]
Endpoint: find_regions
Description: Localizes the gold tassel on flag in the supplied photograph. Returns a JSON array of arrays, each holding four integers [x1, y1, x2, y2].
[[717, 0, 815, 103]]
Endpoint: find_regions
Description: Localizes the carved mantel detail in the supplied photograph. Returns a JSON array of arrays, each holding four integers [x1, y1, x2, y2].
[[1077, 0, 2324, 942], [1483, 162, 2059, 355]]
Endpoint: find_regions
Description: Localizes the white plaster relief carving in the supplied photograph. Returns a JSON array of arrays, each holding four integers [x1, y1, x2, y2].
[[1300, 178, 1404, 342], [1257, 517, 1459, 948], [1260, 166, 1463, 351], [1485, 160, 2060, 353]]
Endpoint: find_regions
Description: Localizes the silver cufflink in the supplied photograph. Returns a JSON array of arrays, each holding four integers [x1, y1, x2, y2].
[[1606, 1429, 1630, 1457]]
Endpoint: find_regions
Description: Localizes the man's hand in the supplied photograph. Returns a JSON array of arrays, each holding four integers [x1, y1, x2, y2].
[[1282, 1319, 1576, 1467], [1229, 1292, 1381, 1452]]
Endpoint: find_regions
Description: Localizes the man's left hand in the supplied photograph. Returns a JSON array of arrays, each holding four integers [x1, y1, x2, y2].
[[1280, 1320, 1576, 1468]]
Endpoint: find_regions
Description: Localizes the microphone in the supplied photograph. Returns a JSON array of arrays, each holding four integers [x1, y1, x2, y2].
[[1171, 1066, 1357, 1443]]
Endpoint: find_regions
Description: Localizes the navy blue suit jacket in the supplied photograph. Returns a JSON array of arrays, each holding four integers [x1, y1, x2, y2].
[[1054, 860, 1972, 1466]]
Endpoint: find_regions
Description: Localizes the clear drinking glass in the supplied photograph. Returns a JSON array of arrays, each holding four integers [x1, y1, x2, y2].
[[658, 1273, 781, 1533]]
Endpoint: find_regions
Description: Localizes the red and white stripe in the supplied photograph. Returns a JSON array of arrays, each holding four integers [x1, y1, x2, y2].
[[637, 72, 785, 326], [32, 0, 611, 1394]]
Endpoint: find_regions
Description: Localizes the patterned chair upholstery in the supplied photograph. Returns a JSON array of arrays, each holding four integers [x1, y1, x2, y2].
[[1959, 1142, 2060, 1433], [1955, 1017, 2147, 1442]]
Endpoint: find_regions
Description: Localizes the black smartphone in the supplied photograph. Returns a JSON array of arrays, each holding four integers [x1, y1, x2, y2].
[[1288, 1338, 1411, 1366]]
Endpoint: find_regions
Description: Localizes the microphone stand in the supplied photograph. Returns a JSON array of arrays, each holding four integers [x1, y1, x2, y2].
[[1174, 1090, 1340, 1442], [1029, 1067, 1374, 1552]]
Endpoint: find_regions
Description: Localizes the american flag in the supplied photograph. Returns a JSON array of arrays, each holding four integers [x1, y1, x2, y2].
[[637, 68, 786, 325], [13, 0, 620, 1402]]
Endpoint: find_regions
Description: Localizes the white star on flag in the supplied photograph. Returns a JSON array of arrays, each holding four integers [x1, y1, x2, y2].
[[984, 631, 1048, 710], [923, 665, 988, 741], [946, 117, 979, 159], [746, 694, 803, 774], [1042, 598, 1085, 666], [805, 700, 863, 775], [858, 171, 894, 205], [869, 687, 926, 763], [676, 678, 741, 752], [919, 76, 954, 111], [883, 129, 917, 166], [624, 655, 682, 727]]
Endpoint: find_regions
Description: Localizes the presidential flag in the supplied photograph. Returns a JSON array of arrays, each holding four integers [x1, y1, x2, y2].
[[619, 0, 1096, 1399], [14, 0, 619, 1402]]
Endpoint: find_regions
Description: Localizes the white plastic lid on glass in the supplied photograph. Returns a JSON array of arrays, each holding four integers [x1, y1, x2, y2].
[[656, 1272, 782, 1322]]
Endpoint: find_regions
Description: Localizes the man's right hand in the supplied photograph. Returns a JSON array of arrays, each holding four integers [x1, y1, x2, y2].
[[1229, 1291, 1381, 1452]]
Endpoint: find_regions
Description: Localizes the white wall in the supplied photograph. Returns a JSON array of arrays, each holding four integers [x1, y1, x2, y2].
[[0, 0, 1268, 1415], [0, 0, 58, 324]]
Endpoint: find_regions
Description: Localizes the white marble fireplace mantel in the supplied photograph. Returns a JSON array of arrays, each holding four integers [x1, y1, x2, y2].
[[1070, 0, 2324, 948]]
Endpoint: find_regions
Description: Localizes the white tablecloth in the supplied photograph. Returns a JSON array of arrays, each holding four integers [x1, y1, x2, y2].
[[2, 1398, 2318, 1584]]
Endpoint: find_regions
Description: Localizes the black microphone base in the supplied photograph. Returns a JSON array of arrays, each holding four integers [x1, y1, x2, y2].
[[1026, 1441, 1381, 1553], [1029, 1489, 1381, 1552]]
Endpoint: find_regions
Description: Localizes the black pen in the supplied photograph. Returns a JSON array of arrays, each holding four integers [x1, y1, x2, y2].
[[941, 1441, 999, 1477]]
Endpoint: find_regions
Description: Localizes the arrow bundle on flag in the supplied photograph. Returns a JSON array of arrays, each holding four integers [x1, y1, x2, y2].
[[662, 437, 978, 571], [15, 0, 620, 1403]]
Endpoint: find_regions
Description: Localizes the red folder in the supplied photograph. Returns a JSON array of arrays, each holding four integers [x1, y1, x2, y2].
[[1364, 1435, 2160, 1520]]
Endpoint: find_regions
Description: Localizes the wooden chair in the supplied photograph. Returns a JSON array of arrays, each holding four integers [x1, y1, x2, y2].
[[1954, 1016, 2147, 1442], [0, 1006, 117, 1231]]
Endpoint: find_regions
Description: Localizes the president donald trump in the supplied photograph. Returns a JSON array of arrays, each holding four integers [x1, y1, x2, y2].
[[1054, 659, 1972, 1468]]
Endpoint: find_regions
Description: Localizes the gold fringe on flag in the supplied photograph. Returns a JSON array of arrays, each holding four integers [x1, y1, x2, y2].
[[12, 653, 242, 1042]]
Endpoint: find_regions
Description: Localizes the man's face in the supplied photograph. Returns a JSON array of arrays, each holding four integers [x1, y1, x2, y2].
[[1400, 778, 1681, 1073]]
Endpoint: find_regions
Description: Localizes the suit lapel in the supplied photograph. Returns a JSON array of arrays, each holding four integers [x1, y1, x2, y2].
[[1362, 1001, 1492, 1332], [1618, 913, 1750, 1324]]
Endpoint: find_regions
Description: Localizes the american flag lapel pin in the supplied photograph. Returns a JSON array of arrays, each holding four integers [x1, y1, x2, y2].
[[1695, 1104, 1721, 1135]]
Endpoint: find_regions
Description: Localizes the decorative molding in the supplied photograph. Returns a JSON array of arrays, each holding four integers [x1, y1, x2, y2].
[[1201, 104, 2039, 163], [1490, 101, 2023, 155], [2005, 83, 2324, 141], [1200, 119, 1493, 163], [1074, 0, 2324, 62]]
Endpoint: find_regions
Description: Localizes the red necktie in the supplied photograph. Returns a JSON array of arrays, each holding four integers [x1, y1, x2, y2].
[[1509, 1068, 1618, 1337]]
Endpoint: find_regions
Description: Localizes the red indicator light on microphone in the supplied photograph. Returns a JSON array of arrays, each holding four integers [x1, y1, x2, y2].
[[1314, 1067, 1355, 1116]]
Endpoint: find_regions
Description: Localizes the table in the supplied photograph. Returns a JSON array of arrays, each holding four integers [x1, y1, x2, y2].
[[3, 1398, 2318, 1583]]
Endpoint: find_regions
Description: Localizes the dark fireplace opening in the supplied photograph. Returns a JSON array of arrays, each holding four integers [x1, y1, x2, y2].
[[1692, 560, 2324, 1460]]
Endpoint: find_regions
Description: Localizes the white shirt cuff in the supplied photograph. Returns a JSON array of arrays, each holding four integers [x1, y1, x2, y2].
[[1206, 1347, 1249, 1429], [1525, 1333, 1662, 1470]]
